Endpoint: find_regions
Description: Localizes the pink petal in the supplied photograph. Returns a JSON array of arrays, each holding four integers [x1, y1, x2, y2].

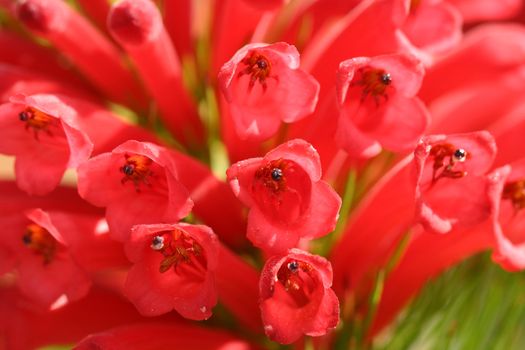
[[295, 181, 341, 239], [247, 207, 301, 253], [402, 1, 462, 54], [265, 139, 323, 181], [369, 95, 430, 152]]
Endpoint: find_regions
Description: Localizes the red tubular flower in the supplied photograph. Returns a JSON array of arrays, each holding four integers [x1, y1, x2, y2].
[[108, 0, 203, 147], [330, 156, 417, 294], [414, 131, 497, 233], [164, 0, 193, 58], [227, 139, 341, 254], [75, 323, 258, 350], [0, 93, 93, 195], [124, 223, 218, 320], [489, 160, 525, 271], [218, 42, 320, 141], [372, 223, 493, 335], [399, 0, 462, 56], [215, 245, 262, 332], [211, 0, 276, 75], [0, 286, 166, 350], [336, 53, 430, 158], [77, 140, 193, 241], [259, 249, 339, 344], [1, 208, 91, 309], [418, 25, 525, 134], [0, 180, 102, 216], [75, 0, 111, 32], [0, 31, 89, 87], [448, 0, 522, 22], [14, 0, 146, 108]]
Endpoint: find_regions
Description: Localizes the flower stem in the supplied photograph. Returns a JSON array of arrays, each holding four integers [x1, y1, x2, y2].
[[204, 86, 229, 179], [332, 168, 357, 238]]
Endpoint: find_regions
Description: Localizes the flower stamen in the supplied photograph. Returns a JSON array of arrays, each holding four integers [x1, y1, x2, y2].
[[276, 259, 314, 306], [150, 229, 205, 274], [429, 143, 469, 184], [238, 51, 278, 92], [502, 179, 525, 211], [254, 159, 288, 193], [22, 223, 57, 265], [18, 107, 55, 140], [120, 154, 154, 192], [352, 67, 393, 106]]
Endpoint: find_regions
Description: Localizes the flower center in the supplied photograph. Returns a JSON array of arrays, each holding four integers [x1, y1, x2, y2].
[[255, 159, 288, 194], [18, 107, 55, 140], [252, 159, 312, 224], [502, 179, 525, 211], [429, 143, 469, 184], [351, 67, 393, 106], [150, 229, 206, 274], [276, 259, 315, 307], [120, 154, 154, 192], [238, 51, 276, 92], [22, 223, 57, 264]]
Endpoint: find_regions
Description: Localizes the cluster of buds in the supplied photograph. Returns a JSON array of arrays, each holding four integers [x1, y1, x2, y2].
[[1, 0, 525, 349]]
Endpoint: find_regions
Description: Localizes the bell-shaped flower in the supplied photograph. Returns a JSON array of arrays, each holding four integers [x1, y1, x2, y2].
[[1, 208, 91, 309], [218, 42, 319, 141], [226, 139, 341, 254], [336, 54, 429, 158], [399, 0, 462, 56], [77, 140, 193, 241], [0, 93, 92, 195], [259, 248, 339, 344], [124, 223, 218, 320], [414, 131, 497, 233], [489, 160, 525, 271]]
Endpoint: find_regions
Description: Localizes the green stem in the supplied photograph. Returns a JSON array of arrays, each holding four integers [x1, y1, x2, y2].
[[385, 231, 412, 275], [332, 168, 357, 240], [204, 87, 229, 179], [358, 270, 386, 348]]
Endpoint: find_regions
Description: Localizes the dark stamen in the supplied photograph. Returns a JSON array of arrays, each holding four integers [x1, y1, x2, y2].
[[380, 73, 392, 85], [19, 111, 29, 121], [122, 164, 134, 176], [151, 235, 164, 250], [287, 260, 299, 273], [271, 168, 283, 181], [453, 148, 467, 162]]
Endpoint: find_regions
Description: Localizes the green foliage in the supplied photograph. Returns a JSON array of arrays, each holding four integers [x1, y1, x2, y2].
[[375, 254, 525, 350]]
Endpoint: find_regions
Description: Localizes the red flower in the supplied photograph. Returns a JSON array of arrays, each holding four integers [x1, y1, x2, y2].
[[75, 323, 258, 350], [399, 0, 462, 57], [218, 42, 319, 140], [489, 160, 525, 271], [124, 223, 218, 320], [227, 139, 341, 254], [77, 140, 193, 241], [414, 131, 497, 233], [1, 208, 91, 309], [259, 248, 339, 344], [336, 53, 429, 158], [0, 93, 92, 195]]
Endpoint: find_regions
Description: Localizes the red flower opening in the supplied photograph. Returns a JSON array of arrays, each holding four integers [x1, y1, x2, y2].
[[414, 131, 497, 233], [0, 94, 93, 195], [219, 42, 319, 140], [259, 249, 339, 344], [336, 54, 429, 158], [77, 140, 193, 241], [124, 223, 218, 320], [227, 139, 341, 254]]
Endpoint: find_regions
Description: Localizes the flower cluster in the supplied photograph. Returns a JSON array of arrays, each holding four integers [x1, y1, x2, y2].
[[1, 0, 525, 349]]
